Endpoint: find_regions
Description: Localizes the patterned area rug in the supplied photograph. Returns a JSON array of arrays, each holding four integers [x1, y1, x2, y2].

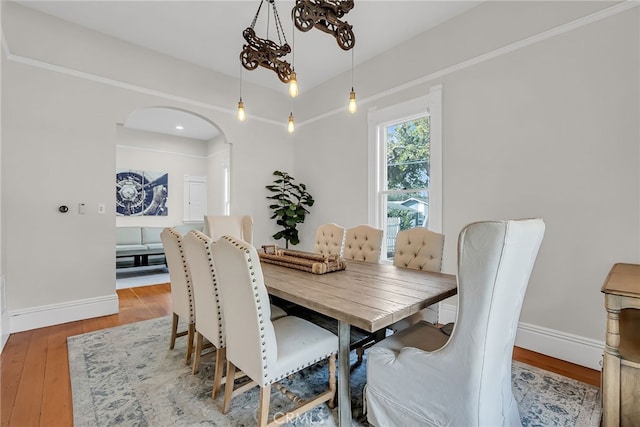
[[68, 316, 601, 426]]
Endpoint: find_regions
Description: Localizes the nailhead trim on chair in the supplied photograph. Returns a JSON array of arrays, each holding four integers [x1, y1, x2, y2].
[[222, 235, 338, 386], [222, 236, 274, 377], [189, 230, 225, 347], [167, 228, 195, 323]]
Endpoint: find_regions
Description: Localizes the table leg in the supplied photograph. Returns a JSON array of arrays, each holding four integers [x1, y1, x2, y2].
[[338, 320, 352, 426]]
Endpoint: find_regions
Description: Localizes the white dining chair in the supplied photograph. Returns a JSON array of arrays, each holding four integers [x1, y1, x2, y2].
[[313, 223, 345, 257], [184, 230, 287, 398], [365, 219, 545, 426], [390, 227, 445, 330], [204, 214, 253, 244], [343, 224, 384, 263], [160, 227, 195, 365], [212, 236, 338, 426], [342, 224, 386, 362]]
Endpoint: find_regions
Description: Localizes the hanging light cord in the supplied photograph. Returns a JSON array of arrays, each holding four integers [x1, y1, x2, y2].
[[351, 48, 354, 90]]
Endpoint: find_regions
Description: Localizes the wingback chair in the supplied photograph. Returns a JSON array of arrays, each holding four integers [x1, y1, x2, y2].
[[204, 215, 253, 244], [160, 227, 195, 365], [212, 236, 338, 426], [184, 230, 287, 398], [343, 225, 384, 263], [391, 227, 445, 329], [365, 219, 545, 427], [313, 223, 345, 257]]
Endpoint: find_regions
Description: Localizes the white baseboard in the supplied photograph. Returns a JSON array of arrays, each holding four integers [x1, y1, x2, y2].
[[0, 274, 8, 353], [439, 303, 604, 371], [9, 294, 119, 333]]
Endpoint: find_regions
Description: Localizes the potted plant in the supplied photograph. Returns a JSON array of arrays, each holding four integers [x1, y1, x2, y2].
[[265, 170, 314, 248]]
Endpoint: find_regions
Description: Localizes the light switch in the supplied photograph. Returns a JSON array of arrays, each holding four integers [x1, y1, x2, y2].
[[79, 203, 86, 214], [98, 203, 106, 214]]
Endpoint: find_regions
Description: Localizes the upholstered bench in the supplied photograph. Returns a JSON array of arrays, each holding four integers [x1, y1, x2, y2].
[[116, 224, 203, 267], [116, 226, 165, 266]]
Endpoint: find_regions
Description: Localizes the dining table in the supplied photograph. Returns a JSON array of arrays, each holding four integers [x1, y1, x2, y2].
[[261, 259, 458, 426]]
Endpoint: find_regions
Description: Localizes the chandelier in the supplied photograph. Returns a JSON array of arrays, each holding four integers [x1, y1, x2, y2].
[[292, 0, 355, 51], [237, 0, 357, 130], [240, 0, 293, 84]]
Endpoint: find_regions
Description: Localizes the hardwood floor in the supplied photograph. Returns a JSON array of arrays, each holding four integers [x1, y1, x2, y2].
[[1, 283, 600, 426]]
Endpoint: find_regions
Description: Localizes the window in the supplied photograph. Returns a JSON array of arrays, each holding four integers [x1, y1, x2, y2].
[[368, 86, 442, 260]]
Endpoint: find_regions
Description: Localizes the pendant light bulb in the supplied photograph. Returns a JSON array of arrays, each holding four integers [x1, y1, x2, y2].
[[289, 72, 299, 98], [237, 98, 246, 122], [288, 112, 295, 133], [348, 88, 357, 114]]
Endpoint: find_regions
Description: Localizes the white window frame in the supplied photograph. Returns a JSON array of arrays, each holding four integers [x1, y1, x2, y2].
[[367, 85, 442, 258]]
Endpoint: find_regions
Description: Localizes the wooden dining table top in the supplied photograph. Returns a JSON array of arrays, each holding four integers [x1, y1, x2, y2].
[[261, 259, 458, 332]]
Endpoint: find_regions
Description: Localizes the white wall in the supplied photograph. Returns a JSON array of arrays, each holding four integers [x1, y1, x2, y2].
[[1, 3, 294, 332], [207, 135, 231, 216], [115, 126, 209, 228], [293, 2, 639, 369], [0, 3, 7, 351], [2, 1, 638, 370]]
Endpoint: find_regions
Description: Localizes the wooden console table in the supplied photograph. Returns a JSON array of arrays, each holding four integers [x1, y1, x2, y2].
[[601, 263, 640, 426]]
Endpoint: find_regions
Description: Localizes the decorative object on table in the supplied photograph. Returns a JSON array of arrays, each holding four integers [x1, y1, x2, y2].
[[116, 169, 168, 216], [260, 247, 346, 274], [262, 244, 279, 255], [292, 0, 355, 50], [68, 316, 602, 427], [265, 170, 314, 248]]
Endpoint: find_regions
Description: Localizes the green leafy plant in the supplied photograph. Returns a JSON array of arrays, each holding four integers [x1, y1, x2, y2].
[[266, 170, 314, 248]]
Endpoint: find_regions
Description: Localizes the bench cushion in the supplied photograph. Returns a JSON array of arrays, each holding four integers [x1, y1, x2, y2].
[[144, 243, 164, 251], [116, 227, 142, 245], [141, 227, 164, 245]]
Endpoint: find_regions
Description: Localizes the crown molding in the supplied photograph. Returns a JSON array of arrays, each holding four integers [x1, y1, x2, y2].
[[2, 1, 637, 129], [299, 0, 639, 128]]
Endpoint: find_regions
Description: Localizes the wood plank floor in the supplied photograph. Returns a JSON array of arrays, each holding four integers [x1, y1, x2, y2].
[[1, 283, 601, 426]]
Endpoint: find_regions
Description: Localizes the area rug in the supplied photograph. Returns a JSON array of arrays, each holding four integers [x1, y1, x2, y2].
[[68, 316, 601, 426]]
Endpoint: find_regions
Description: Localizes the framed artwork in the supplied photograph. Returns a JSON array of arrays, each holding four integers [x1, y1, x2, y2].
[[116, 169, 168, 216]]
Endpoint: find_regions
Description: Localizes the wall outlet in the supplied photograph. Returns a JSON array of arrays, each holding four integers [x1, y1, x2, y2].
[[97, 203, 106, 214]]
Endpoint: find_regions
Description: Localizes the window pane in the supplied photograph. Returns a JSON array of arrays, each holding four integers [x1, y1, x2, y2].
[[385, 191, 429, 258], [385, 117, 430, 191]]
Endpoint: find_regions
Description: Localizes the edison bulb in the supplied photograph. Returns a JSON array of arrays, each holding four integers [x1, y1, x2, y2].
[[237, 100, 246, 122], [348, 89, 357, 114], [289, 72, 299, 98]]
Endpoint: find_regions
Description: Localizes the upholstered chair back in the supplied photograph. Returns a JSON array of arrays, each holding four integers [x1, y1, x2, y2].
[[365, 219, 545, 426], [183, 230, 224, 349], [344, 225, 383, 263], [393, 228, 444, 272], [160, 227, 194, 324], [212, 236, 277, 387], [452, 219, 545, 423], [204, 215, 253, 244], [313, 223, 345, 257]]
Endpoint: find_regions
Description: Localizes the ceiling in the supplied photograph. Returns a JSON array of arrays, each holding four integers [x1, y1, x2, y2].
[[124, 107, 221, 140], [15, 0, 480, 140], [17, 0, 480, 93]]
